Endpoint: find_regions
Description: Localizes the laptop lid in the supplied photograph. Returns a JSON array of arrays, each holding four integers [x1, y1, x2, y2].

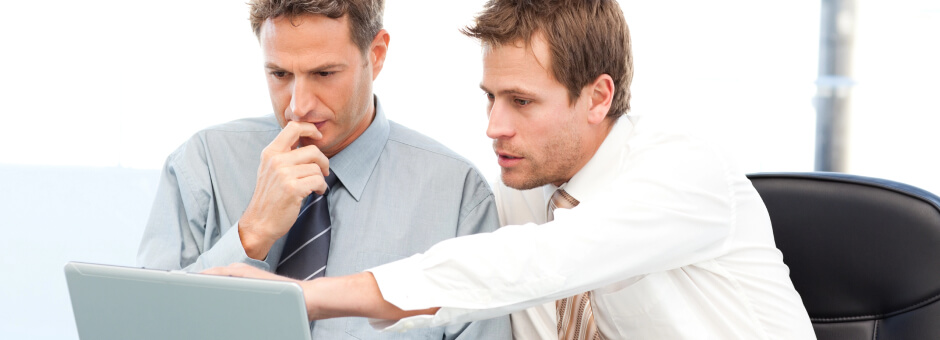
[[64, 261, 312, 340]]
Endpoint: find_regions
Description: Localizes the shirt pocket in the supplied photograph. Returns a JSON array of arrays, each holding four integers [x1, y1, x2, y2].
[[345, 251, 437, 340]]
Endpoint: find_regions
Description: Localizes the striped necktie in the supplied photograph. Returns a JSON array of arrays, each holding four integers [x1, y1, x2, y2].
[[549, 189, 603, 340], [276, 173, 339, 281]]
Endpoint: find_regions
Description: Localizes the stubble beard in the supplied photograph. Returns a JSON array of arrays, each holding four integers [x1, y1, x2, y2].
[[498, 126, 582, 190]]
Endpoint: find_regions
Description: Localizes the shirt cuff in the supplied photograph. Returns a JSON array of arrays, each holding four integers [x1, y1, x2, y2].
[[368, 254, 431, 311], [366, 254, 446, 332]]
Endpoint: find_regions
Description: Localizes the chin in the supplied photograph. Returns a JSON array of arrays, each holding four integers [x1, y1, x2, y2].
[[298, 137, 320, 148], [501, 170, 547, 191]]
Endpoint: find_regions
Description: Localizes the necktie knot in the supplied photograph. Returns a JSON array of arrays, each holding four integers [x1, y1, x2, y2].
[[323, 172, 340, 194], [552, 189, 580, 210], [548, 188, 580, 221]]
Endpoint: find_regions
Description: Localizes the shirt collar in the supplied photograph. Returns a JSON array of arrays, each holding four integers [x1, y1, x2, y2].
[[543, 116, 636, 204], [328, 95, 390, 202]]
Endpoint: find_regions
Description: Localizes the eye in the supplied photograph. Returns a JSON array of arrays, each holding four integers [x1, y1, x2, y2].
[[485, 92, 495, 101], [514, 98, 531, 106], [316, 71, 335, 77], [270, 71, 288, 78]]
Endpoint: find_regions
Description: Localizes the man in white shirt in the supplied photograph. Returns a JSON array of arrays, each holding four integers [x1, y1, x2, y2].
[[207, 0, 816, 338]]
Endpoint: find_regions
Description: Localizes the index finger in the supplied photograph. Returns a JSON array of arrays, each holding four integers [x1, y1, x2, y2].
[[270, 121, 323, 151]]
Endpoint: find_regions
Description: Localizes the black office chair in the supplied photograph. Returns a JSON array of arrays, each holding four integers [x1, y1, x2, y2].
[[747, 172, 940, 339]]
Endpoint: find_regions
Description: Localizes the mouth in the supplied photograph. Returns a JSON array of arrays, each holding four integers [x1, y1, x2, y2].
[[498, 153, 522, 160], [496, 150, 524, 167], [295, 121, 326, 147]]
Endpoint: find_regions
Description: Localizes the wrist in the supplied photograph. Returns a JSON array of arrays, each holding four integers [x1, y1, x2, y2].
[[301, 272, 438, 321], [302, 279, 324, 321], [238, 219, 275, 260], [301, 275, 363, 320]]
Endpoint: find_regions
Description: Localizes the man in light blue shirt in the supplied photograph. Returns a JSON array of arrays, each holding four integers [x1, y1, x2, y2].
[[137, 0, 509, 338]]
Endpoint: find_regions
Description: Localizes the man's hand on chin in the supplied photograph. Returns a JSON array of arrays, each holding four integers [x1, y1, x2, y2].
[[238, 120, 329, 260]]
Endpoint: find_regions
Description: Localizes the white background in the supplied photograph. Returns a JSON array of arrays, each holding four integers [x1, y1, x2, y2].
[[1, 1, 938, 338]]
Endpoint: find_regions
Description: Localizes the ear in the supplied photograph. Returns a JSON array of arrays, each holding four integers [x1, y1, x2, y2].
[[369, 29, 391, 80], [586, 74, 614, 125]]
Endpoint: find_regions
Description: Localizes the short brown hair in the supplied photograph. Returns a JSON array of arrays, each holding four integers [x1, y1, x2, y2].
[[249, 0, 384, 54], [462, 0, 633, 118]]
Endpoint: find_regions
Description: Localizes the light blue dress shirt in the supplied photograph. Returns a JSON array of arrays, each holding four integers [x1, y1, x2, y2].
[[138, 97, 510, 339]]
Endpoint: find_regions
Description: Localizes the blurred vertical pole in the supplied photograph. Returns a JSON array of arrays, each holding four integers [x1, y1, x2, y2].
[[815, 0, 857, 172]]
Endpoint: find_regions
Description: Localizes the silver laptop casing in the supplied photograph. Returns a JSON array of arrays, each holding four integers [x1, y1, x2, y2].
[[64, 261, 312, 340]]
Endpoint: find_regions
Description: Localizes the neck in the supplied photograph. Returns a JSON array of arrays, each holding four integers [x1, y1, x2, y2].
[[551, 118, 616, 187]]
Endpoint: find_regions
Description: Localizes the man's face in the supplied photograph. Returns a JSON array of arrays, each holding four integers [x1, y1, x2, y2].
[[481, 35, 592, 190], [260, 14, 377, 157]]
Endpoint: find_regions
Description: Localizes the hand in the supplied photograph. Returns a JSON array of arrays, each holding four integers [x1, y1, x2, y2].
[[239, 121, 330, 260], [202, 263, 295, 282], [204, 264, 440, 322], [203, 263, 319, 320]]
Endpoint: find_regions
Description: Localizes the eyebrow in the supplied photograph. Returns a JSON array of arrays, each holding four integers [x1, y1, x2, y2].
[[264, 62, 347, 73], [479, 84, 537, 97]]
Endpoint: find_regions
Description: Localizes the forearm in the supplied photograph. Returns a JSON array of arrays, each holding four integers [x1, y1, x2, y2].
[[302, 272, 438, 321], [141, 146, 269, 272], [141, 224, 270, 272]]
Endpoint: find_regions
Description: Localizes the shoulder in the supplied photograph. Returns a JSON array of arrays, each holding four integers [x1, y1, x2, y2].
[[177, 115, 279, 148], [384, 120, 481, 173], [628, 115, 710, 152], [167, 115, 280, 168], [618, 114, 748, 203], [625, 115, 736, 172], [380, 120, 494, 206], [200, 115, 281, 136]]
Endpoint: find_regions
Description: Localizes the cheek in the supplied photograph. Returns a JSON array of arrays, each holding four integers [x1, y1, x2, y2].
[[350, 69, 371, 102], [522, 121, 552, 144], [269, 86, 295, 124], [319, 78, 354, 115], [338, 69, 373, 119], [524, 117, 568, 155]]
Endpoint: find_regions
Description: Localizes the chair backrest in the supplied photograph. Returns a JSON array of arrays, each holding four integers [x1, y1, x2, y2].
[[747, 172, 940, 339]]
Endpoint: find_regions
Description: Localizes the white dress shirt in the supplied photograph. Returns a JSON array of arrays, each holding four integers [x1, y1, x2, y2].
[[369, 115, 816, 339]]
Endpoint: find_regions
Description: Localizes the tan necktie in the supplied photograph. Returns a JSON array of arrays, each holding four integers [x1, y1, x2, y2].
[[548, 189, 603, 340]]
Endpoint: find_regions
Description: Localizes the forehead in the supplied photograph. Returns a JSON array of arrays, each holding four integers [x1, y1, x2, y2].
[[482, 35, 562, 95], [259, 14, 359, 64]]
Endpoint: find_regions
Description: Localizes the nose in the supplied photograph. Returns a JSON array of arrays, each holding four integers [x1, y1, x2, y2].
[[485, 99, 515, 140], [288, 79, 318, 120]]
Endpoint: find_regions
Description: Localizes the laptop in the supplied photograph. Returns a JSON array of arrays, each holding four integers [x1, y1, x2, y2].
[[64, 261, 312, 340]]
